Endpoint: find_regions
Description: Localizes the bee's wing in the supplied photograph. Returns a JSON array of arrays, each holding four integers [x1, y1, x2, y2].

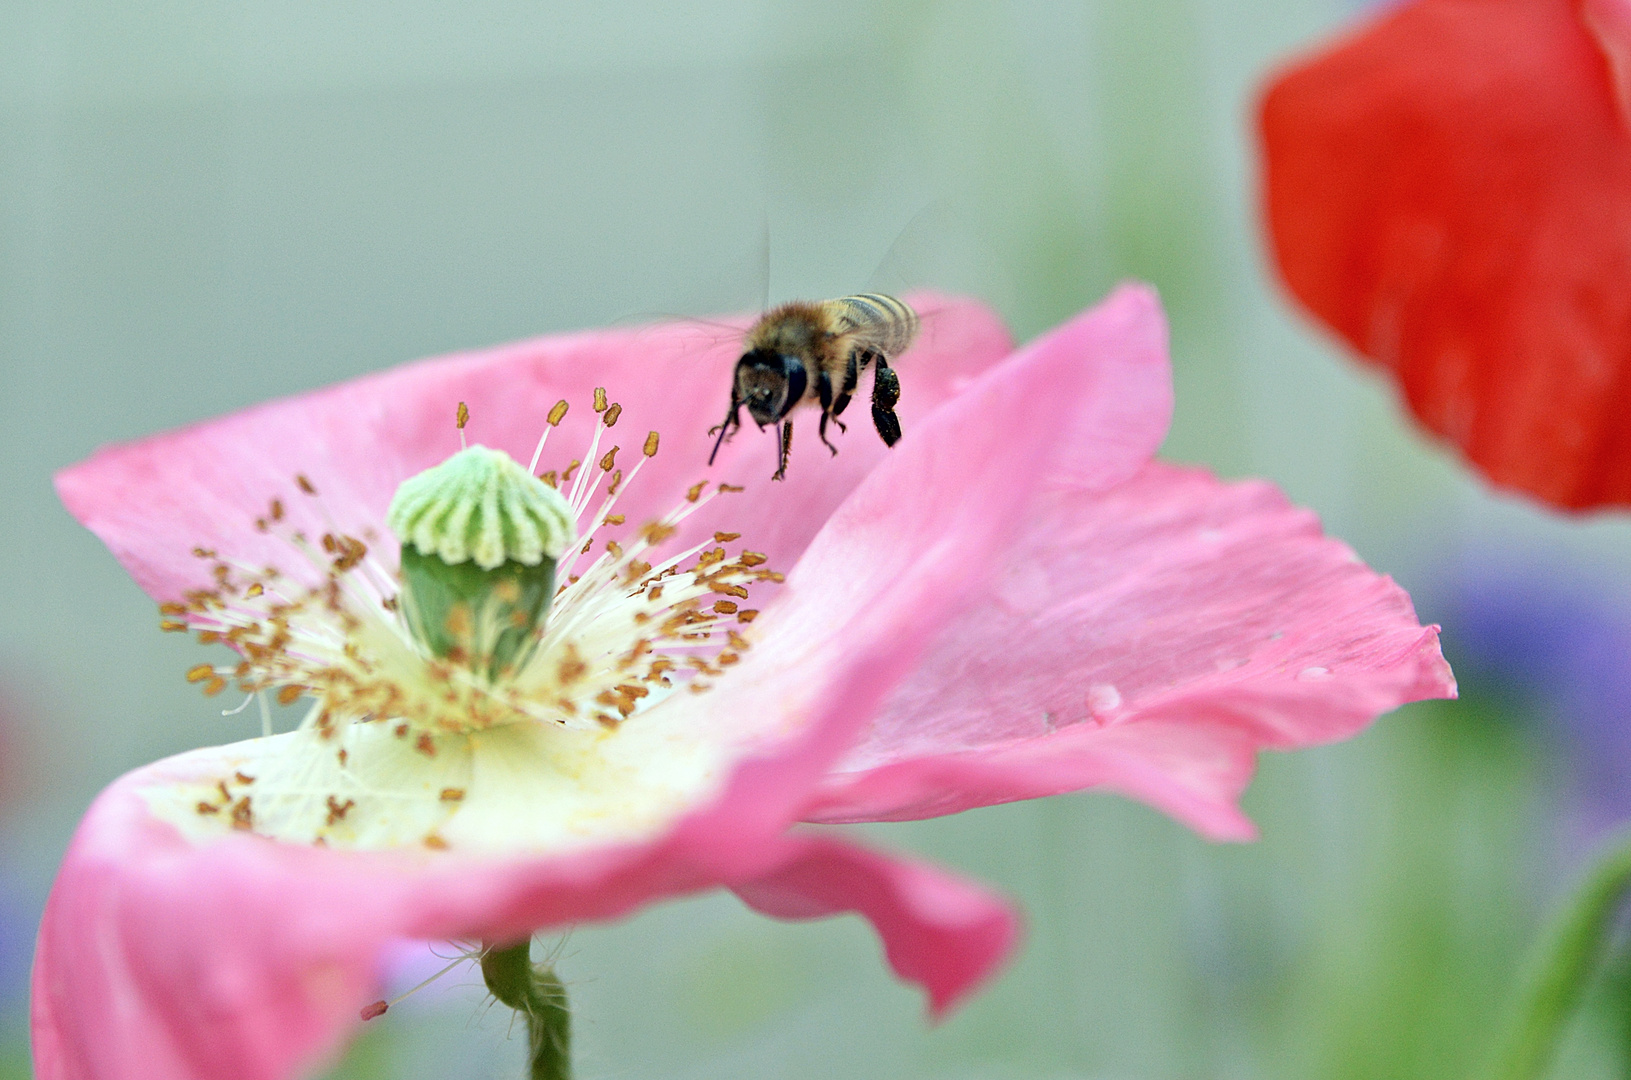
[[614, 310, 756, 361]]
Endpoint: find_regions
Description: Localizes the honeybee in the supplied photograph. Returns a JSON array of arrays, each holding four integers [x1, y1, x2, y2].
[[708, 293, 921, 480]]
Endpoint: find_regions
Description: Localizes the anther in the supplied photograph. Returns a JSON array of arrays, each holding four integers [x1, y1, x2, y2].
[[593, 387, 608, 412], [643, 431, 660, 457], [325, 796, 355, 826], [603, 514, 625, 526], [638, 521, 677, 544], [296, 475, 317, 495], [603, 403, 622, 427], [547, 400, 569, 426], [719, 483, 744, 493], [714, 532, 741, 542], [713, 601, 738, 614], [686, 481, 706, 503], [456, 402, 469, 430], [599, 446, 618, 472], [186, 664, 215, 683]]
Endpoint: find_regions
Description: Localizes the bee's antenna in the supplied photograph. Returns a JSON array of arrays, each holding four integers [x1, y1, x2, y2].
[[758, 215, 772, 313]]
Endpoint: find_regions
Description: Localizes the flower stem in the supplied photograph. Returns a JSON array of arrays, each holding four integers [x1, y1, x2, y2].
[[481, 939, 571, 1080], [1488, 828, 1631, 1080]]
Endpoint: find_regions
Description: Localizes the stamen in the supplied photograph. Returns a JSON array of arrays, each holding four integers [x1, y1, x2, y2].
[[360, 942, 487, 1022], [528, 400, 571, 474], [166, 390, 784, 783]]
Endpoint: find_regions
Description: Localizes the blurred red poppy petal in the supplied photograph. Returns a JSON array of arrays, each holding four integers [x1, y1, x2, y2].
[[1261, 0, 1631, 510]]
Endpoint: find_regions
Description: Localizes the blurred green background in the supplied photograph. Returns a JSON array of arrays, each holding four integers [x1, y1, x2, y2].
[[5, 1, 1631, 1077]]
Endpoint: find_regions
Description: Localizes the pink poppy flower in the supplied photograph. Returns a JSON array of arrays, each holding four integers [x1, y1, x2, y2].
[[37, 285, 1453, 1080]]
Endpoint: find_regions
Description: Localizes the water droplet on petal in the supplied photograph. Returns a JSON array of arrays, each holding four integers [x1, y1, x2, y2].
[[1086, 683, 1122, 718]]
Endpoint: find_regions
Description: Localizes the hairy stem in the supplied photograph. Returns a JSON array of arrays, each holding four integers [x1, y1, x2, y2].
[[481, 939, 571, 1080]]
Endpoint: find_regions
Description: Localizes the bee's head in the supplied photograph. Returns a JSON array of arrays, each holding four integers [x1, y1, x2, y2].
[[734, 350, 807, 427]]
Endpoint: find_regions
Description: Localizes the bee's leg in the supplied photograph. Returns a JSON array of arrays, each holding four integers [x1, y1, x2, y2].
[[835, 351, 862, 410], [827, 350, 859, 432], [772, 419, 793, 481], [708, 401, 742, 465], [871, 357, 902, 447], [816, 370, 835, 413], [826, 398, 850, 432], [818, 412, 841, 456], [813, 372, 840, 455]]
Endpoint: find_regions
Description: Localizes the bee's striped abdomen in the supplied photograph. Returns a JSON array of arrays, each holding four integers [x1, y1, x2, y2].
[[829, 293, 920, 358]]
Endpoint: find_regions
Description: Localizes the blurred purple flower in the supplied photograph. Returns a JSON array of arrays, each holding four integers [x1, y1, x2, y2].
[[1436, 557, 1631, 824]]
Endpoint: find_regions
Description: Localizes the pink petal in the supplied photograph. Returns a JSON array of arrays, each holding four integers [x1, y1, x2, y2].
[[667, 283, 1178, 841], [53, 293, 1012, 603], [803, 462, 1456, 840], [36, 290, 1155, 1079], [732, 833, 1019, 1020], [32, 765, 1012, 1080]]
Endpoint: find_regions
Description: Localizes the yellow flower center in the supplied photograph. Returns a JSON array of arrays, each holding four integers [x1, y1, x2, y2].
[[151, 390, 782, 853]]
